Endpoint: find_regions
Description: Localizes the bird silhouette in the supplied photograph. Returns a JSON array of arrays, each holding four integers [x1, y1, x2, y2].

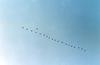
[[22, 25, 87, 53]]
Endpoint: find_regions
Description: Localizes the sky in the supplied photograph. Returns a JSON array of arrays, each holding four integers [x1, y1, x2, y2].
[[0, 0, 100, 65]]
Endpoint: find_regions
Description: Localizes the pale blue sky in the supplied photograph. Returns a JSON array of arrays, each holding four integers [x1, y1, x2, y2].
[[0, 0, 100, 65]]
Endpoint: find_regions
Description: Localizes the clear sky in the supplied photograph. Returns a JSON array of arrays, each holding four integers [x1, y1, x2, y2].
[[0, 0, 100, 65]]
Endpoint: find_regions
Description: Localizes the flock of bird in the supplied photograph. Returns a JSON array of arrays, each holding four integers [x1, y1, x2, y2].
[[21, 25, 87, 53]]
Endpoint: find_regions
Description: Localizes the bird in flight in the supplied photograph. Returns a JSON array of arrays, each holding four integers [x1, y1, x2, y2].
[[21, 25, 87, 53]]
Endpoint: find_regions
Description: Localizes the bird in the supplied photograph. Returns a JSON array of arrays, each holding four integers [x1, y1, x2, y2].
[[65, 43, 68, 45], [57, 40, 60, 43], [81, 48, 83, 50], [36, 28, 38, 30], [61, 41, 64, 44], [22, 26, 24, 29], [34, 31, 37, 33], [46, 35, 48, 38], [39, 33, 42, 35], [30, 30, 33, 32], [26, 28, 28, 30], [73, 46, 76, 48], [48, 36, 50, 39], [78, 46, 80, 49], [43, 34, 46, 36], [54, 39, 56, 42], [51, 38, 54, 40], [70, 45, 73, 47]]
